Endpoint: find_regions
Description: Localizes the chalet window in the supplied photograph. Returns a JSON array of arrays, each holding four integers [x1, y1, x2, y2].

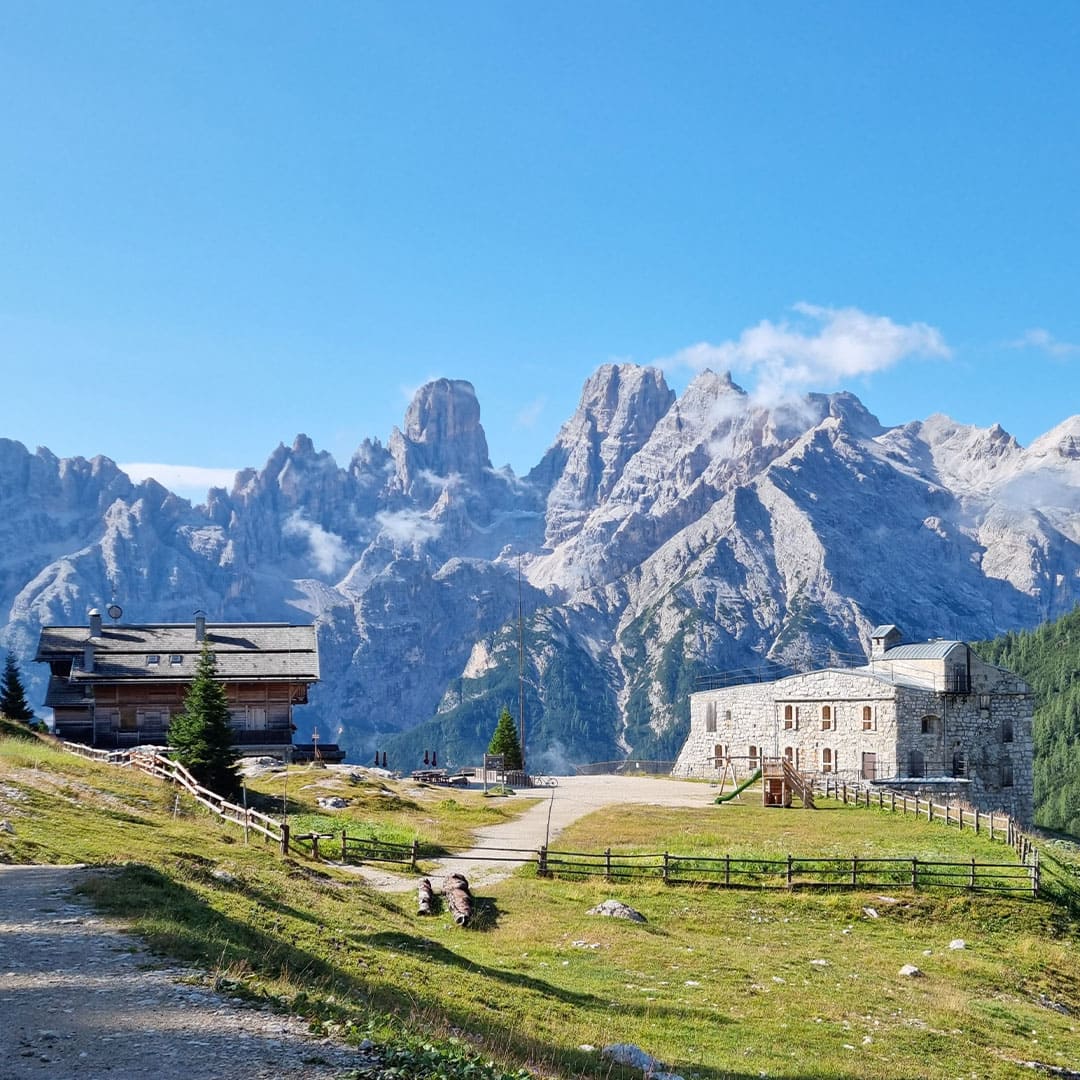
[[821, 705, 833, 731], [821, 747, 834, 774], [146, 655, 160, 666], [861, 752, 877, 780], [951, 749, 965, 777], [862, 706, 875, 731], [1002, 717, 1013, 743], [170, 655, 183, 666], [908, 749, 925, 778], [705, 702, 717, 733], [748, 744, 759, 771], [1001, 760, 1014, 787]]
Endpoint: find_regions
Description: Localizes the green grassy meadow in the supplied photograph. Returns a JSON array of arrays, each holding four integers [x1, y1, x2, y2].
[[1, 731, 1078, 1079]]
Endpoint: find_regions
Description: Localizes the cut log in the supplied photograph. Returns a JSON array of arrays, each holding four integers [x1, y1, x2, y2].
[[444, 872, 473, 926], [417, 878, 436, 916]]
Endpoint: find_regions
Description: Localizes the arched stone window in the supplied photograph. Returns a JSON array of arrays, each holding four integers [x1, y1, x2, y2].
[[821, 747, 834, 773], [1002, 716, 1013, 743], [748, 744, 759, 770], [821, 705, 833, 731], [783, 745, 794, 764], [862, 705, 875, 731], [951, 748, 965, 777]]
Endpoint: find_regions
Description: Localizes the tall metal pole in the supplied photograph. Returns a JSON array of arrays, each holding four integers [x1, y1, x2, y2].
[[518, 558, 526, 775]]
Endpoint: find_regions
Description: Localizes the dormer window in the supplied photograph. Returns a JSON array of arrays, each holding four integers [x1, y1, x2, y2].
[[146, 655, 160, 666], [170, 655, 183, 666]]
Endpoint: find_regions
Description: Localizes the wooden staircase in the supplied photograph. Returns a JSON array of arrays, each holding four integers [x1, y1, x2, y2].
[[761, 757, 815, 809]]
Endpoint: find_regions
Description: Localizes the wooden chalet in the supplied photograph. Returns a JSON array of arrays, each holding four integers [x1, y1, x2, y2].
[[35, 610, 319, 757]]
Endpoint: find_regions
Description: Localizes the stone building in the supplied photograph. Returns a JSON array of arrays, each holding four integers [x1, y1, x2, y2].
[[672, 625, 1034, 823]]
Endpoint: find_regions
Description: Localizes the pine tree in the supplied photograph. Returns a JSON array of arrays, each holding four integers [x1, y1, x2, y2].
[[168, 644, 239, 798], [0, 652, 35, 724], [487, 705, 523, 770]]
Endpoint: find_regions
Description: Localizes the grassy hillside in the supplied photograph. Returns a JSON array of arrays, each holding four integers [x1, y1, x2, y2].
[[977, 607, 1080, 838], [2, 734, 1079, 1078]]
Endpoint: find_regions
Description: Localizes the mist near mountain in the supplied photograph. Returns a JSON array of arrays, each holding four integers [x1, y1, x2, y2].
[[4, 367, 1079, 771]]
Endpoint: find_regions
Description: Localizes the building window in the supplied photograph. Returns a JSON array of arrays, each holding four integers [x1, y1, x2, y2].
[[1002, 717, 1013, 743], [921, 714, 938, 735], [821, 747, 834, 774], [783, 745, 794, 765], [1001, 760, 1014, 787], [748, 744, 759, 771], [170, 655, 183, 666], [783, 704, 798, 730], [821, 705, 833, 731], [146, 654, 160, 666], [908, 749, 925, 778], [861, 752, 877, 780], [705, 701, 717, 733], [951, 749, 965, 777], [724, 709, 732, 725], [714, 743, 728, 767], [862, 705, 875, 731]]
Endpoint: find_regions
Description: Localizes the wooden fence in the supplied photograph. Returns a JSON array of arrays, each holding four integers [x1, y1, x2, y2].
[[538, 845, 1036, 895]]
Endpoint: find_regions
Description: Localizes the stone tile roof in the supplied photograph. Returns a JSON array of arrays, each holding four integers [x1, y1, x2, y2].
[[36, 623, 319, 683]]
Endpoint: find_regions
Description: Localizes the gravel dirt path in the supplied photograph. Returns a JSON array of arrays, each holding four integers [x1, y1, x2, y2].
[[0, 865, 373, 1080], [348, 774, 714, 892]]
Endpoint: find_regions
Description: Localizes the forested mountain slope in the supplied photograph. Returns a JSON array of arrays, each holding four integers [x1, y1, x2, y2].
[[979, 608, 1080, 837]]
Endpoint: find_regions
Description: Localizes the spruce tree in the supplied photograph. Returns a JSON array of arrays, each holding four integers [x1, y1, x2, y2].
[[0, 652, 35, 724], [487, 705, 523, 770], [168, 644, 239, 797]]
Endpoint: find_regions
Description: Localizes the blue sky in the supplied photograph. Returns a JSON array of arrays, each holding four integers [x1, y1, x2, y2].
[[2, 3, 1078, 501]]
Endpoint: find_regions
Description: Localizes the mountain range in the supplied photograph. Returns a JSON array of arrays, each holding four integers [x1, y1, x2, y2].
[[3, 365, 1079, 771]]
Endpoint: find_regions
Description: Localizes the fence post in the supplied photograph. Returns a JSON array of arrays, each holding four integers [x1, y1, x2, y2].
[[786, 854, 793, 888], [340, 830, 348, 863], [851, 856, 858, 887], [725, 853, 731, 886], [878, 791, 883, 810], [605, 847, 612, 879], [411, 839, 419, 871], [912, 856, 918, 889], [1032, 849, 1040, 898], [279, 821, 290, 858], [974, 808, 979, 834], [311, 834, 320, 860], [989, 813, 995, 841], [842, 782, 847, 804], [928, 800, 933, 823], [662, 852, 669, 883], [914, 794, 919, 818], [538, 844, 548, 876], [969, 857, 976, 890]]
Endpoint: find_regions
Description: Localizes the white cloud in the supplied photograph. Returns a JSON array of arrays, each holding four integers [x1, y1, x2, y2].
[[282, 511, 351, 576], [375, 508, 443, 544], [1008, 328, 1080, 359], [120, 462, 239, 499], [659, 303, 951, 404], [515, 396, 547, 429]]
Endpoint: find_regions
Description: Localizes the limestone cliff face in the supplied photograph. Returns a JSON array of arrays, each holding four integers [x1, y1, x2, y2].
[[3, 372, 1080, 771]]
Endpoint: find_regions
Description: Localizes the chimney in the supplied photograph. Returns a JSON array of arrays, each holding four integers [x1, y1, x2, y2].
[[870, 624, 902, 659], [83, 642, 95, 673], [88, 609, 102, 637], [194, 610, 206, 643]]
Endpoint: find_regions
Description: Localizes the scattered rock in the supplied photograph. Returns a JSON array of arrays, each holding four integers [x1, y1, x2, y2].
[[317, 797, 348, 809], [899, 964, 923, 977], [211, 869, 236, 885], [0, 820, 14, 834], [587, 900, 646, 923], [948, 939, 966, 950], [602, 1043, 685, 1080], [810, 959, 829, 967], [862, 907, 879, 919], [1037, 993, 1071, 1016]]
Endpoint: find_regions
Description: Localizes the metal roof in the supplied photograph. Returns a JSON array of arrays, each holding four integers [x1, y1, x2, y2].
[[881, 641, 965, 660], [870, 624, 899, 637], [36, 623, 319, 683]]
